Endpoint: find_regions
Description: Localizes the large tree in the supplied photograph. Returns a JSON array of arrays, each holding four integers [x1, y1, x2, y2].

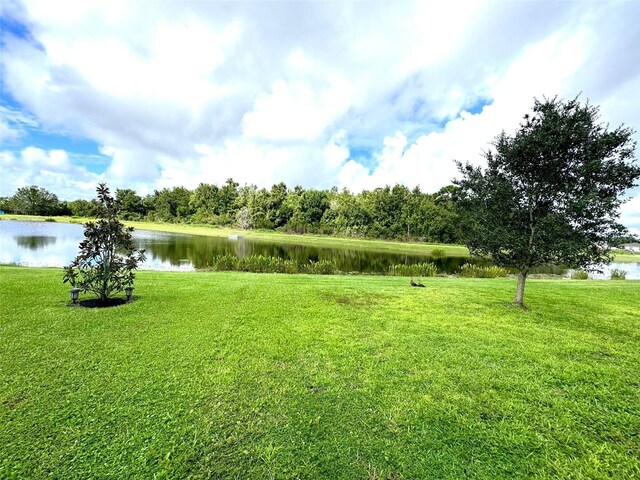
[[455, 96, 639, 307], [9, 185, 63, 215]]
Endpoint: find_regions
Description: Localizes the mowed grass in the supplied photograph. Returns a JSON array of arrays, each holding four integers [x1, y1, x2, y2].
[[1, 267, 639, 479]]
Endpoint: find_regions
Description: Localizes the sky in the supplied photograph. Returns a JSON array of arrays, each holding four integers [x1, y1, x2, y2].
[[1, 0, 639, 233]]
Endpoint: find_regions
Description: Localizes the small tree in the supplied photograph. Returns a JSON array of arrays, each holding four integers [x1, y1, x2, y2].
[[63, 184, 146, 303], [455, 96, 639, 307]]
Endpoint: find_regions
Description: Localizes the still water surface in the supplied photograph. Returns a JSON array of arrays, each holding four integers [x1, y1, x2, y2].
[[0, 220, 472, 274], [1, 220, 638, 278]]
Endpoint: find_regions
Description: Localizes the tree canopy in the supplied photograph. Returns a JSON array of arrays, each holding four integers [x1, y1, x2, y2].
[[3, 185, 65, 216], [456, 96, 640, 306]]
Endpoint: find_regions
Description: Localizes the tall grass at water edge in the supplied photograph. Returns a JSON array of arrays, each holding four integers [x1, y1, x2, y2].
[[457, 264, 508, 278]]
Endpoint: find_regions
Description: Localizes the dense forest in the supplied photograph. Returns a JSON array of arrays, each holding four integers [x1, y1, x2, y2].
[[1, 182, 637, 246], [1, 181, 467, 243]]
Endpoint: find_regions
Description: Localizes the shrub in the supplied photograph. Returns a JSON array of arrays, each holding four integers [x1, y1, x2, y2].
[[571, 269, 589, 280], [429, 248, 446, 259], [610, 268, 627, 280], [205, 255, 338, 275], [63, 184, 146, 302], [388, 262, 438, 277], [457, 264, 508, 278], [302, 259, 338, 275]]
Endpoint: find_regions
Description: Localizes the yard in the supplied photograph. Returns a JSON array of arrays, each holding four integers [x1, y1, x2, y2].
[[1, 267, 638, 478]]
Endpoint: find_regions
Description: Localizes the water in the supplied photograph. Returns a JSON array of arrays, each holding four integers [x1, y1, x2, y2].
[[1, 220, 637, 278], [0, 220, 470, 273]]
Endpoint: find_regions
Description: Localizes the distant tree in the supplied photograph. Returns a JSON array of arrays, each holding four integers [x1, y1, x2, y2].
[[190, 183, 220, 223], [116, 188, 146, 220], [63, 184, 146, 304], [68, 199, 100, 218], [147, 187, 192, 222], [611, 233, 640, 247], [219, 178, 239, 216], [0, 196, 10, 213], [321, 188, 371, 237], [9, 185, 63, 215], [361, 186, 408, 238], [456, 96, 639, 307], [292, 189, 329, 232], [426, 186, 467, 244], [281, 186, 304, 232], [268, 182, 291, 228]]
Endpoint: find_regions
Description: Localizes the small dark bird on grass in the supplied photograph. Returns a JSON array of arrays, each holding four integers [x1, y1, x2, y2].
[[410, 278, 418, 287], [416, 279, 425, 287]]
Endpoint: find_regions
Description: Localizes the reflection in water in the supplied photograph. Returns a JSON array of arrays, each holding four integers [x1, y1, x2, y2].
[[14, 235, 57, 250], [1, 220, 638, 278], [134, 232, 485, 273]]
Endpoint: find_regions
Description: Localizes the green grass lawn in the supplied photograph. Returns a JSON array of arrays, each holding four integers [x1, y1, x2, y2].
[[1, 267, 639, 479]]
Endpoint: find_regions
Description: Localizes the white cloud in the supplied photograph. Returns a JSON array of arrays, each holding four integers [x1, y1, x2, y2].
[[0, 105, 38, 142], [1, 0, 639, 225], [0, 147, 101, 198], [621, 193, 640, 233]]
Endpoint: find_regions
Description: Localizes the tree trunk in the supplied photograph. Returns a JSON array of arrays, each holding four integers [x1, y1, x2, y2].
[[514, 270, 528, 307]]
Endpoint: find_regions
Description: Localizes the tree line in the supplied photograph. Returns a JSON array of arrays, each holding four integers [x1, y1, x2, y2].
[[0, 181, 467, 243]]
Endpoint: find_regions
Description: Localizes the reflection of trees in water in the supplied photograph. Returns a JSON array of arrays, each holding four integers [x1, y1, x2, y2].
[[135, 234, 496, 273], [14, 235, 57, 250], [135, 236, 235, 268]]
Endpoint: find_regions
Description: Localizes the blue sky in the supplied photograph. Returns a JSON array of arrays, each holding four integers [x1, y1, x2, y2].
[[1, 0, 640, 232]]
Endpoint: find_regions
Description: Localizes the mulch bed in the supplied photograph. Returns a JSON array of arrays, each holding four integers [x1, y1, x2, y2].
[[78, 298, 128, 308]]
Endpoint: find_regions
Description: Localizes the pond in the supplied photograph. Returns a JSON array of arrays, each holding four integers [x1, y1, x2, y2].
[[1, 220, 638, 278], [0, 220, 472, 274]]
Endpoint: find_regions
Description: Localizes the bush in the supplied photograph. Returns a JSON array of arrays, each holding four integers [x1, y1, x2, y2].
[[610, 268, 627, 280], [571, 269, 589, 280], [429, 248, 446, 259], [388, 262, 438, 277], [205, 255, 338, 275], [457, 264, 508, 278], [302, 259, 338, 275]]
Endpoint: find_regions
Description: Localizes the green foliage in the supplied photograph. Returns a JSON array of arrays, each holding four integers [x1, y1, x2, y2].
[[67, 199, 99, 217], [10, 178, 472, 245], [388, 262, 438, 277], [430, 248, 446, 259], [62, 184, 146, 302], [610, 268, 627, 280], [116, 188, 146, 220], [456, 96, 640, 305], [571, 269, 589, 280], [146, 186, 193, 222], [303, 259, 337, 274], [5, 185, 65, 215], [611, 233, 640, 247], [205, 254, 338, 274], [457, 264, 508, 278]]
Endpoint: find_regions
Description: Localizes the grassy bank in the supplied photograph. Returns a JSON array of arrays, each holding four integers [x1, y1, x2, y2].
[[1, 267, 638, 478], [0, 214, 469, 257], [610, 251, 640, 262]]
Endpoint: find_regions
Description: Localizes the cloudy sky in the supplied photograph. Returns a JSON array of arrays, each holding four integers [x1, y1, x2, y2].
[[1, 0, 639, 232]]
